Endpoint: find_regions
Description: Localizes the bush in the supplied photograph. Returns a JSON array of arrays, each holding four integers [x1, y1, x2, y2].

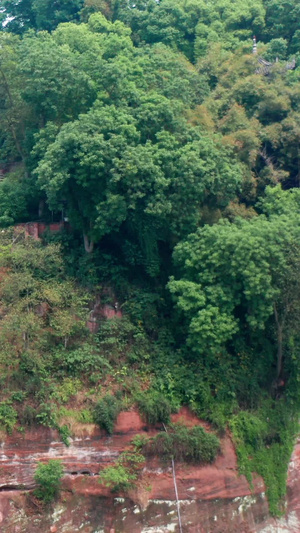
[[11, 391, 27, 402], [143, 423, 220, 464], [58, 424, 71, 446], [230, 411, 268, 449], [100, 463, 135, 492], [59, 343, 112, 376], [136, 390, 172, 425], [19, 405, 38, 427], [36, 403, 57, 428], [99, 450, 145, 492], [51, 378, 82, 403], [93, 394, 121, 434], [0, 401, 18, 434], [34, 460, 63, 503]]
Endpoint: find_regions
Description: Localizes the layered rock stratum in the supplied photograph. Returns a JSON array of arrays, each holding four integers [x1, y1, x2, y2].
[[0, 408, 299, 532]]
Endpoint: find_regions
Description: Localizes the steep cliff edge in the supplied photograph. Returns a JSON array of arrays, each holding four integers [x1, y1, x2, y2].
[[0, 407, 290, 533]]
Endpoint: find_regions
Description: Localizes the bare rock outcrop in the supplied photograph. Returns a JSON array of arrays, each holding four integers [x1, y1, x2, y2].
[[0, 408, 297, 532]]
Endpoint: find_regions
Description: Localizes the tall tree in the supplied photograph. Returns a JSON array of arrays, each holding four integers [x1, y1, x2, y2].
[[169, 186, 300, 380], [35, 101, 241, 272], [1, 0, 84, 33]]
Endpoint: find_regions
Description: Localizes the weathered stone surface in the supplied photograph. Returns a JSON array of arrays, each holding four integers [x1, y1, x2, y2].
[[0, 409, 298, 532], [0, 491, 270, 533]]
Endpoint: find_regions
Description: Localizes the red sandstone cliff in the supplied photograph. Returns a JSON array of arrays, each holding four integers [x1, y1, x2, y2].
[[0, 408, 298, 533]]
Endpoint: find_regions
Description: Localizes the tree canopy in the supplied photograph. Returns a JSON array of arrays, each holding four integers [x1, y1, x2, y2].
[[169, 186, 300, 379], [0, 0, 300, 517]]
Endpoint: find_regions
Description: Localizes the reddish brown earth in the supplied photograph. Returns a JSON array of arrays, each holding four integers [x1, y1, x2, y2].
[[0, 408, 298, 533]]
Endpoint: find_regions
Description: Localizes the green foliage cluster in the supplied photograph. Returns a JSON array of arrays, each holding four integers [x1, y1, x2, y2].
[[230, 400, 299, 515], [34, 459, 64, 503], [169, 186, 300, 380], [93, 394, 121, 434], [59, 343, 112, 376], [0, 0, 300, 518], [136, 390, 171, 426], [141, 423, 220, 464], [99, 450, 145, 492], [100, 422, 219, 493], [0, 401, 17, 434], [2, 0, 300, 62], [0, 238, 90, 429]]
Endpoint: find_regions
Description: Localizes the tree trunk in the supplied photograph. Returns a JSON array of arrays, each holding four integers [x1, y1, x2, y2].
[[83, 233, 94, 253], [38, 199, 45, 218]]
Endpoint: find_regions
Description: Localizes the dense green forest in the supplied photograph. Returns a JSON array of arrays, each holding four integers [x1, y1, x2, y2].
[[1, 0, 300, 514]]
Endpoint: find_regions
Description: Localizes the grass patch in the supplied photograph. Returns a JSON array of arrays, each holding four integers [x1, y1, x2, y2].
[[141, 423, 220, 464], [56, 407, 95, 438]]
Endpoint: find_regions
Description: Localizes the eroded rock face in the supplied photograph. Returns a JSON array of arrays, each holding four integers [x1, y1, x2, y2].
[[0, 409, 297, 533]]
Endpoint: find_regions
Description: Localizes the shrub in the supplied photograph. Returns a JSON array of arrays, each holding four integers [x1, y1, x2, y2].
[[59, 343, 112, 376], [99, 450, 145, 492], [19, 405, 38, 427], [136, 390, 171, 425], [143, 423, 220, 464], [0, 401, 18, 434], [34, 459, 63, 503], [58, 424, 71, 446], [51, 378, 82, 403], [36, 403, 57, 428], [11, 391, 27, 402], [99, 464, 135, 492], [98, 318, 135, 363], [93, 394, 121, 434], [230, 411, 268, 449]]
